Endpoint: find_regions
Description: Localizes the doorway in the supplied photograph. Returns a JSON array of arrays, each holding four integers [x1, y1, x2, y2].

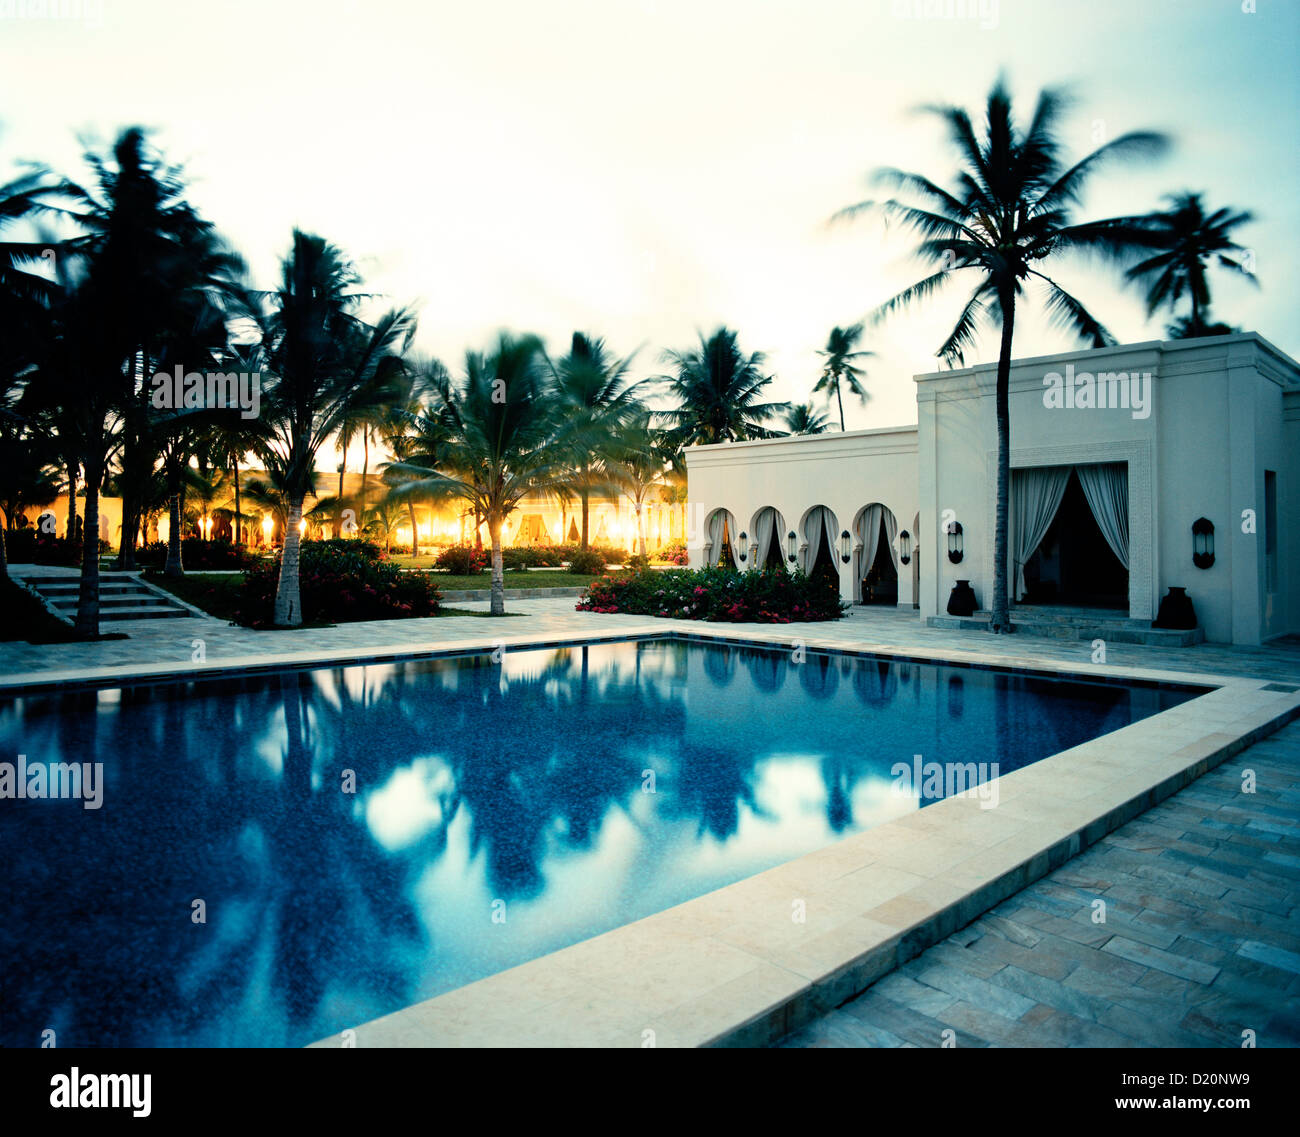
[[1022, 470, 1128, 608]]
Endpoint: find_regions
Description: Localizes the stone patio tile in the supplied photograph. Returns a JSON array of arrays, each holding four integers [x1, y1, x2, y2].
[[1102, 936, 1221, 984]]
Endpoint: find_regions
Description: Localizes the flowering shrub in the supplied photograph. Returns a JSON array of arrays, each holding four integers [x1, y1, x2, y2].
[[233, 540, 441, 627], [653, 540, 689, 566], [138, 539, 262, 571], [567, 548, 607, 574], [576, 566, 847, 622], [435, 544, 489, 574]]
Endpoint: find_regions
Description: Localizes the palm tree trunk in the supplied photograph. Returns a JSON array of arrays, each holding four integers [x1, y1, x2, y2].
[[74, 454, 102, 639], [233, 460, 242, 546], [274, 494, 306, 626], [360, 429, 369, 526], [117, 501, 138, 570], [164, 481, 185, 578], [580, 486, 590, 550], [636, 504, 646, 556], [990, 289, 1016, 634], [65, 461, 78, 541], [333, 461, 345, 539], [488, 513, 505, 616], [836, 381, 846, 432], [407, 501, 419, 558]]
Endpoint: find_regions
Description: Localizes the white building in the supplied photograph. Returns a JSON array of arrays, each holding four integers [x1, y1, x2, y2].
[[685, 333, 1300, 646]]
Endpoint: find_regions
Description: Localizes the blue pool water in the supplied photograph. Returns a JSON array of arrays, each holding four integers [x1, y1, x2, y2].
[[0, 638, 1202, 1048]]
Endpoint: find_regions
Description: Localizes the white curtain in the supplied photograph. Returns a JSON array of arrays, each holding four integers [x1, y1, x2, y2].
[[882, 508, 898, 570], [802, 506, 837, 572], [754, 508, 779, 570], [706, 510, 739, 569], [1077, 462, 1130, 569], [1012, 467, 1071, 600], [857, 505, 884, 579], [706, 510, 727, 566], [856, 505, 900, 581]]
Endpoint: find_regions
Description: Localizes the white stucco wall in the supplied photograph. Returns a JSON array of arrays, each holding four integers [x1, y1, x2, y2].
[[918, 334, 1299, 645], [684, 334, 1298, 646], [683, 427, 919, 611]]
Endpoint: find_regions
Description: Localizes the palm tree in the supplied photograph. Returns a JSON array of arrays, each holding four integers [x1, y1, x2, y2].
[[254, 229, 415, 626], [361, 498, 405, 553], [814, 324, 872, 430], [389, 333, 579, 616], [781, 402, 831, 435], [836, 77, 1167, 632], [654, 327, 789, 447], [549, 332, 640, 549], [52, 129, 245, 572], [1123, 192, 1256, 337], [608, 412, 672, 556]]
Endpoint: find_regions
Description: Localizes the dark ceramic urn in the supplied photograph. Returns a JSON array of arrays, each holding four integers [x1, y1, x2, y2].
[[1152, 586, 1197, 630], [947, 579, 978, 617]]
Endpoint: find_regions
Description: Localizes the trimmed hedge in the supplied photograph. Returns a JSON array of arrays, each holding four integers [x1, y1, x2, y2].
[[576, 565, 847, 622], [567, 549, 607, 575], [233, 539, 441, 628], [137, 538, 260, 571]]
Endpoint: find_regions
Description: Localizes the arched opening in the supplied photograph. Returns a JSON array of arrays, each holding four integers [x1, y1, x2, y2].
[[703, 508, 739, 569], [799, 505, 840, 599], [854, 503, 899, 605], [750, 507, 787, 570]]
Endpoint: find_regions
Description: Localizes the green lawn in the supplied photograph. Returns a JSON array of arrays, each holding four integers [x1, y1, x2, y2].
[[144, 572, 243, 620], [432, 571, 610, 590]]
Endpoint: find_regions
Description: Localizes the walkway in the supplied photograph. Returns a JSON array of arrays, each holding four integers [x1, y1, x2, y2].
[[779, 719, 1300, 1048]]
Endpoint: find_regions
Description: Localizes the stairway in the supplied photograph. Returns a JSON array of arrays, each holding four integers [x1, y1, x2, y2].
[[927, 604, 1205, 647], [21, 574, 192, 622]]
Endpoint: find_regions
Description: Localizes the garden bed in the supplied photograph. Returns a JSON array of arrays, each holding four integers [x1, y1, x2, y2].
[[576, 567, 847, 622]]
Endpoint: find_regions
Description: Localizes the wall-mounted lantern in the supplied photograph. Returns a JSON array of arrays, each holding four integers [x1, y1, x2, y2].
[[737, 531, 748, 563], [1192, 517, 1215, 569], [898, 530, 912, 566], [840, 530, 852, 563], [787, 530, 797, 563], [947, 520, 964, 564]]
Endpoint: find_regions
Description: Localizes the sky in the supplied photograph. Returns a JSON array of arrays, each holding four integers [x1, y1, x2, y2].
[[2, 0, 1298, 439]]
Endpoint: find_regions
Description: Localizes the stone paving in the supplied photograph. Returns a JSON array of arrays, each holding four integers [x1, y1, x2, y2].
[[778, 719, 1300, 1048], [3, 582, 1299, 688]]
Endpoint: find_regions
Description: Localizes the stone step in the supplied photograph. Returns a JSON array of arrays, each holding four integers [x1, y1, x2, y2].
[[47, 593, 179, 610], [95, 604, 192, 621], [925, 611, 1204, 647], [31, 581, 141, 596]]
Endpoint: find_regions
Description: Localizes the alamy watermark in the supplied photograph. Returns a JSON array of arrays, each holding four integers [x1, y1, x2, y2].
[[892, 753, 1000, 809], [892, 0, 998, 31], [0, 754, 104, 809], [151, 366, 261, 419], [1042, 363, 1152, 420], [0, 0, 104, 27]]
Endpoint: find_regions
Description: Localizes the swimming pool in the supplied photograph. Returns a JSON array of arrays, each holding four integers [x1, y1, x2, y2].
[[0, 637, 1203, 1047]]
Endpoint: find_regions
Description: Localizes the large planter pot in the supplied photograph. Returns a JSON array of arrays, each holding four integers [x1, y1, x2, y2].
[[947, 579, 978, 617], [1152, 586, 1197, 630]]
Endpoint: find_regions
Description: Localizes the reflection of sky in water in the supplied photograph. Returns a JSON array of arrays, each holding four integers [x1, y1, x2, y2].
[[0, 640, 1201, 1048]]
